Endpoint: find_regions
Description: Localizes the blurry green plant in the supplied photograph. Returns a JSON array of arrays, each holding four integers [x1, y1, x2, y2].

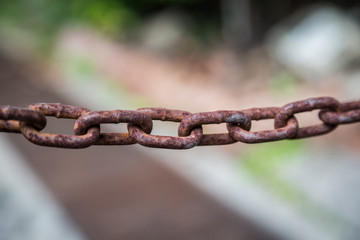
[[0, 0, 138, 53], [0, 0, 220, 54], [70, 0, 138, 36]]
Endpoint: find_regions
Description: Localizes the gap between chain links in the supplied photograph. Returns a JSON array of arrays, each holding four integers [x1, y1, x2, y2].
[[0, 97, 359, 149]]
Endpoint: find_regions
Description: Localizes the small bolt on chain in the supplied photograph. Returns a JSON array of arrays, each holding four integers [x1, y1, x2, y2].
[[0, 97, 359, 149]]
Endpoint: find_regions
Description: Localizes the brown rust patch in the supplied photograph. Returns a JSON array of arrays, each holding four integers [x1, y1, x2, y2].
[[75, 110, 152, 146], [178, 111, 251, 145], [0, 105, 46, 131], [128, 108, 202, 149]]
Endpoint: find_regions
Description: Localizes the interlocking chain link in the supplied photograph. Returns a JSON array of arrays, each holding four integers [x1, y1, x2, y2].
[[1, 97, 359, 149]]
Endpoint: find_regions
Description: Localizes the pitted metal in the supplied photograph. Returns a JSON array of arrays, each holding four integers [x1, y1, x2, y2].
[[21, 103, 100, 148], [319, 101, 360, 125], [227, 107, 298, 143], [128, 108, 203, 149], [74, 110, 153, 146], [0, 105, 46, 132], [0, 97, 359, 149], [274, 97, 340, 138], [179, 111, 251, 146]]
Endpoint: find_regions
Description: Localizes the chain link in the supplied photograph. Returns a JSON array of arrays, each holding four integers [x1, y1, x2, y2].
[[0, 97, 359, 149], [21, 103, 100, 148], [274, 97, 340, 138], [128, 108, 203, 149], [227, 107, 299, 143], [178, 110, 251, 146]]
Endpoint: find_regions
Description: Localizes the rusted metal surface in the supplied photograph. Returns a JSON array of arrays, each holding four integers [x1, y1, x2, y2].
[[0, 97, 359, 149], [0, 105, 46, 132], [178, 111, 251, 146], [0, 120, 21, 133], [28, 103, 90, 118], [21, 103, 100, 148], [320, 101, 360, 125], [227, 107, 299, 143], [274, 97, 340, 138], [21, 124, 100, 148], [74, 110, 153, 146], [128, 108, 203, 149]]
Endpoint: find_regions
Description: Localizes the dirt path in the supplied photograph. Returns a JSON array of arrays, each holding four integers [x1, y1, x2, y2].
[[0, 52, 277, 240]]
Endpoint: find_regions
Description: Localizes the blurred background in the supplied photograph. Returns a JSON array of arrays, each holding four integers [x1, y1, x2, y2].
[[0, 0, 360, 239]]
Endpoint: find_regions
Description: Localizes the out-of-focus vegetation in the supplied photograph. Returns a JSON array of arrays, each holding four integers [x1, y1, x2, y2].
[[1, 0, 357, 54], [0, 0, 220, 53]]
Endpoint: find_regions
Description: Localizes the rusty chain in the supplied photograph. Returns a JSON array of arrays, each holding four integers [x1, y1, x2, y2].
[[0, 97, 359, 149]]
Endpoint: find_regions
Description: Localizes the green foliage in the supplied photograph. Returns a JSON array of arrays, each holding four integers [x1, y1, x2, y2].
[[0, 0, 139, 53], [70, 0, 138, 36], [0, 0, 221, 54]]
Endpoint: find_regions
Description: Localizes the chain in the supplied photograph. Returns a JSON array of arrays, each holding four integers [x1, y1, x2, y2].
[[1, 97, 359, 149]]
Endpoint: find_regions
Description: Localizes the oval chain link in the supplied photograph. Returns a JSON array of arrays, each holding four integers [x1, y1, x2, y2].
[[178, 111, 251, 145], [74, 110, 153, 145], [128, 108, 203, 149], [227, 107, 299, 143], [20, 103, 100, 148], [274, 97, 340, 138]]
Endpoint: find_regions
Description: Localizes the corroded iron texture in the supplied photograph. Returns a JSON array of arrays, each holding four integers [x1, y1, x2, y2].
[[22, 103, 100, 148], [128, 108, 203, 149], [179, 111, 251, 146], [227, 107, 298, 143], [274, 97, 340, 138], [0, 97, 359, 149]]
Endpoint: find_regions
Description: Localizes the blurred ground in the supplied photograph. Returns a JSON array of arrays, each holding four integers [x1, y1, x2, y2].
[[0, 51, 276, 240]]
